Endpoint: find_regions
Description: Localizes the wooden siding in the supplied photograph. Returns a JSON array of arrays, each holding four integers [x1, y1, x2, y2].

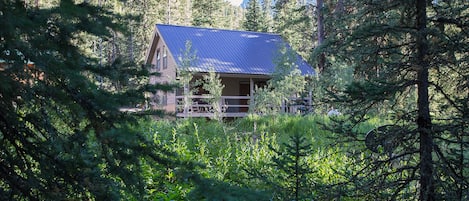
[[147, 31, 178, 112]]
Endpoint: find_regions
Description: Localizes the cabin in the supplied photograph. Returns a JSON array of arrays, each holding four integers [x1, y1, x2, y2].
[[145, 24, 314, 118]]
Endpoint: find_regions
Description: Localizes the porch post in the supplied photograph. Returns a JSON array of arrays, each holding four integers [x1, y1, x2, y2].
[[249, 78, 254, 110], [249, 78, 254, 97], [183, 84, 189, 116], [281, 100, 286, 113]]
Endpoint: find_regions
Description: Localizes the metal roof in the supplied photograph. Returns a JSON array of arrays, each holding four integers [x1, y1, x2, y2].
[[156, 24, 314, 76]]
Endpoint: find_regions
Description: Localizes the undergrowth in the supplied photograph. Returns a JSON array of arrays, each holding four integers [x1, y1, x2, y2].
[[140, 114, 381, 200]]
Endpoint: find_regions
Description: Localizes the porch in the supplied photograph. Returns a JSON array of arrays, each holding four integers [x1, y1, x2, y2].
[[176, 95, 251, 118], [175, 95, 311, 118]]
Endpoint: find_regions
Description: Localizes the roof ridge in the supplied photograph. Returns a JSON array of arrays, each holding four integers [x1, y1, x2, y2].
[[155, 23, 281, 37]]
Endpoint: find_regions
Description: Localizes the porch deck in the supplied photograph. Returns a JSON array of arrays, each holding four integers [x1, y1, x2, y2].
[[175, 95, 310, 118], [176, 95, 251, 118]]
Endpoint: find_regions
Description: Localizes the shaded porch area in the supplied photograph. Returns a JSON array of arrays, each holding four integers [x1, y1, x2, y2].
[[175, 95, 312, 118], [175, 95, 251, 118], [175, 75, 265, 118], [174, 74, 312, 118]]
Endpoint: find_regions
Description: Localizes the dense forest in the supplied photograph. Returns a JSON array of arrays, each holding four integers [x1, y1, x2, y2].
[[1, 0, 468, 200]]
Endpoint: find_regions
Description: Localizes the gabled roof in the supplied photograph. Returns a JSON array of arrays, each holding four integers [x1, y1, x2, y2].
[[153, 24, 314, 76]]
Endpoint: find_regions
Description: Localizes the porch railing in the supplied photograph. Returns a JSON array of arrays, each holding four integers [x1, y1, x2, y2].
[[175, 95, 251, 118], [175, 95, 312, 118]]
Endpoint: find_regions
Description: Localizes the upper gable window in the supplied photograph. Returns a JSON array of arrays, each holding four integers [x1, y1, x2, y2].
[[163, 47, 168, 69], [156, 49, 161, 71]]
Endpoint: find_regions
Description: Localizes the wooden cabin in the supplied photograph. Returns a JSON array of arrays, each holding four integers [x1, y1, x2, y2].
[[145, 24, 314, 118]]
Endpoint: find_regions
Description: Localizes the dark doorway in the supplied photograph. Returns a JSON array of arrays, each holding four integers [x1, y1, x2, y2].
[[239, 82, 250, 112]]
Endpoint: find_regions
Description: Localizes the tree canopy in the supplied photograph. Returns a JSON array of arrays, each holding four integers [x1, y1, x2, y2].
[[320, 0, 469, 199], [2, 0, 468, 200], [0, 0, 171, 199]]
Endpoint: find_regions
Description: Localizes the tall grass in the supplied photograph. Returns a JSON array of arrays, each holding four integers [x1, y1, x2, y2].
[[142, 114, 381, 200]]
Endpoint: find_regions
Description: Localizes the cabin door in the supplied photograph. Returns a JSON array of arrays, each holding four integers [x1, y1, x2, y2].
[[239, 82, 250, 112]]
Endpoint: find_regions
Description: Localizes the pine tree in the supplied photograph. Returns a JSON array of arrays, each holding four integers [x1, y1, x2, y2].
[[242, 0, 267, 32], [271, 132, 314, 201], [316, 0, 326, 73], [192, 0, 222, 27], [117, 0, 165, 64], [323, 0, 469, 200], [245, 132, 314, 201], [262, 0, 274, 32], [216, 1, 245, 30], [273, 0, 315, 61], [0, 0, 171, 199]]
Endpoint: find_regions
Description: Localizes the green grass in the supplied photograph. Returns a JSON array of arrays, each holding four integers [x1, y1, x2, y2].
[[140, 114, 382, 200]]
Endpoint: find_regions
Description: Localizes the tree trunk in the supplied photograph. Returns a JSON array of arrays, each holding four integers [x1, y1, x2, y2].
[[128, 26, 134, 62], [415, 0, 434, 200], [167, 0, 171, 24], [316, 0, 325, 73]]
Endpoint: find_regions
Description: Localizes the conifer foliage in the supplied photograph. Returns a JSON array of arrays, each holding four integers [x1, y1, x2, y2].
[[192, 0, 223, 27], [323, 0, 469, 200], [273, 0, 314, 61], [270, 133, 314, 201], [242, 0, 268, 32], [0, 0, 167, 199], [245, 132, 315, 201]]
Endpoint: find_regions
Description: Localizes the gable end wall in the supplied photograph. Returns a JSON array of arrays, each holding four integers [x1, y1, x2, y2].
[[148, 31, 177, 112]]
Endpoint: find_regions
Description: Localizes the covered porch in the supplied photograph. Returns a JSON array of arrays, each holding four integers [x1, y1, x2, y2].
[[174, 74, 312, 118], [175, 74, 262, 118], [175, 95, 311, 118], [175, 95, 251, 118]]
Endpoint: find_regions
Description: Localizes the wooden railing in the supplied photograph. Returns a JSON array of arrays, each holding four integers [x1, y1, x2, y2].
[[175, 95, 313, 118], [175, 95, 251, 118]]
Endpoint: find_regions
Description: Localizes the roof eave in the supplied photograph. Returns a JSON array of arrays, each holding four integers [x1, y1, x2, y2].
[[144, 28, 160, 65]]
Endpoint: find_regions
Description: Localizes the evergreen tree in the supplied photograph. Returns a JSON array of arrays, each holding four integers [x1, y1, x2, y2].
[[109, 0, 244, 68], [118, 0, 166, 64], [262, 0, 274, 32], [310, 0, 358, 113], [273, 0, 315, 61], [192, 0, 222, 27], [242, 0, 267, 32], [316, 0, 326, 73], [271, 132, 314, 201], [323, 0, 469, 200], [245, 132, 314, 201], [220, 2, 245, 30], [311, 0, 348, 74], [0, 0, 171, 199]]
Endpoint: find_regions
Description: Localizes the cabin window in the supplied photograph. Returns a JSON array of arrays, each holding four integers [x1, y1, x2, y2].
[[163, 47, 168, 69], [156, 49, 161, 71], [162, 92, 168, 106]]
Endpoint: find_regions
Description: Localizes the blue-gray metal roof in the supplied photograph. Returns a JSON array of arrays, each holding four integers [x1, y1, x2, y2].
[[156, 24, 314, 76]]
